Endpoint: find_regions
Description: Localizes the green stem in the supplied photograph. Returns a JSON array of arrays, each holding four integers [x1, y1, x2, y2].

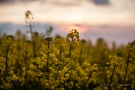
[[122, 51, 131, 89], [108, 63, 116, 90], [29, 19, 33, 35], [59, 45, 62, 62], [47, 38, 50, 72], [25, 51, 28, 67], [46, 52, 49, 72], [5, 45, 9, 71], [69, 43, 72, 58], [38, 77, 41, 90], [32, 40, 36, 58], [79, 49, 82, 66]]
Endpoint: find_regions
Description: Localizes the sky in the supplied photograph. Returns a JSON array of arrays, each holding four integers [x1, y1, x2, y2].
[[0, 0, 135, 46]]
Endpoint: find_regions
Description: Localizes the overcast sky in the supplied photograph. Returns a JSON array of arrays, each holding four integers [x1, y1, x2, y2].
[[0, 0, 135, 45]]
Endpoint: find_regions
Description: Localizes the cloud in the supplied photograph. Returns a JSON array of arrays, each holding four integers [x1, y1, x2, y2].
[[51, 1, 80, 7], [0, 0, 14, 4], [0, 0, 80, 7], [91, 0, 110, 5], [0, 0, 81, 7], [0, 0, 35, 5]]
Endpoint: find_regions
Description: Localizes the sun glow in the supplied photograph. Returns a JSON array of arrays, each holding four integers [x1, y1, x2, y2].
[[64, 12, 86, 24]]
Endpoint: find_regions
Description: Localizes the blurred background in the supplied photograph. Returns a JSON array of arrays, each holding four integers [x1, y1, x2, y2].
[[0, 0, 135, 46]]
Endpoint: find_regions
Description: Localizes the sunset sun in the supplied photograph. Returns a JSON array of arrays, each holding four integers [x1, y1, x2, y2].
[[68, 25, 86, 33]]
